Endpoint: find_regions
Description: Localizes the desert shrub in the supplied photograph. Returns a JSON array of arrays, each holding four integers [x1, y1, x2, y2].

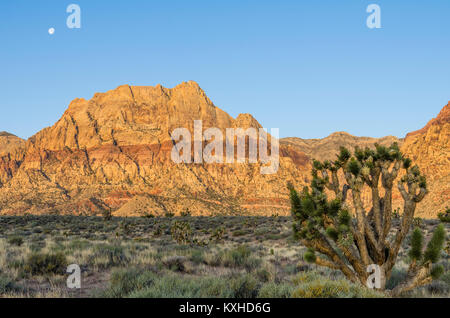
[[0, 275, 21, 295], [180, 208, 191, 217], [101, 268, 157, 298], [221, 245, 252, 268], [29, 241, 46, 253], [228, 274, 260, 298], [106, 272, 262, 298], [426, 280, 450, 295], [439, 271, 450, 285], [190, 249, 205, 265], [386, 267, 408, 290], [224, 245, 261, 271], [232, 229, 249, 237], [258, 282, 294, 298], [211, 227, 225, 242], [23, 252, 68, 276], [413, 217, 424, 228], [91, 244, 129, 268], [204, 252, 222, 267], [164, 211, 175, 218], [162, 256, 188, 272], [128, 274, 230, 298], [102, 208, 112, 221], [66, 239, 92, 251], [170, 221, 192, 245], [438, 208, 450, 223], [255, 268, 272, 283], [291, 272, 384, 298], [7, 236, 24, 247], [153, 225, 163, 237]]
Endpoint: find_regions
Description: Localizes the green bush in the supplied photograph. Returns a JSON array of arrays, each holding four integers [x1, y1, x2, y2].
[[211, 227, 225, 242], [258, 282, 294, 298], [101, 268, 157, 298], [221, 245, 258, 269], [228, 274, 260, 298], [91, 244, 129, 268], [291, 272, 384, 298], [180, 208, 191, 217], [128, 274, 230, 298], [23, 252, 67, 276], [170, 221, 192, 245], [386, 268, 407, 290], [190, 250, 205, 265], [163, 256, 187, 272], [413, 217, 424, 228], [0, 275, 20, 295], [7, 236, 24, 247], [101, 270, 262, 298]]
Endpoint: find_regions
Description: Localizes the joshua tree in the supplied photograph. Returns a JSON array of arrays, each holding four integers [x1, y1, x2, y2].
[[289, 143, 446, 295]]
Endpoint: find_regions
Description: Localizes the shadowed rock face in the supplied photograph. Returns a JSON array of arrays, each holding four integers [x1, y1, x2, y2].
[[0, 83, 447, 218]]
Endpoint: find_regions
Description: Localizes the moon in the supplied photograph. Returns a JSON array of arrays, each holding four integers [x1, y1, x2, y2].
[[48, 28, 55, 35]]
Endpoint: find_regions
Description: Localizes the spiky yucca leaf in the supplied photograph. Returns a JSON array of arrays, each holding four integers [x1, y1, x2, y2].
[[408, 228, 423, 261], [423, 224, 446, 264]]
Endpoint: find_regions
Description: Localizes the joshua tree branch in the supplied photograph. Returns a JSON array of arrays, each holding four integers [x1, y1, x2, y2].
[[414, 188, 427, 202], [389, 262, 433, 296], [302, 235, 359, 284], [349, 188, 372, 266], [315, 257, 340, 270]]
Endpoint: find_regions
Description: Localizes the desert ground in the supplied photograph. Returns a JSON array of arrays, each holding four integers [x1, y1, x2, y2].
[[0, 215, 448, 298]]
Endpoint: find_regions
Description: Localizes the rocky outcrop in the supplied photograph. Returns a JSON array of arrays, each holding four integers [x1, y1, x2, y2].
[[0, 132, 26, 187]]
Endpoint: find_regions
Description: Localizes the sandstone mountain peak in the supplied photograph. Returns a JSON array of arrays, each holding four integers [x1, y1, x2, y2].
[[328, 131, 353, 137], [32, 81, 234, 152], [0, 83, 447, 218], [234, 113, 263, 130], [0, 82, 308, 216]]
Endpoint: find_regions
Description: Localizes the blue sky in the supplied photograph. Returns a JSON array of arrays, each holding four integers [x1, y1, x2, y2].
[[1, 0, 449, 139]]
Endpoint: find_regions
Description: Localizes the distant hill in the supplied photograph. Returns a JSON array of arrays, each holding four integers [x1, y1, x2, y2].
[[281, 132, 402, 162], [0, 131, 25, 156]]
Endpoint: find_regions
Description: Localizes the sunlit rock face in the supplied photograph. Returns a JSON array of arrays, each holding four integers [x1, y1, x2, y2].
[[0, 82, 309, 216]]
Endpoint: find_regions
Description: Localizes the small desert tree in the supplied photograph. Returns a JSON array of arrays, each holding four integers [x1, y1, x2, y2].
[[438, 208, 450, 223], [289, 143, 446, 295]]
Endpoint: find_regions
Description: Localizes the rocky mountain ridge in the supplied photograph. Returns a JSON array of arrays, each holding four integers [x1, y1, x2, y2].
[[0, 83, 448, 218]]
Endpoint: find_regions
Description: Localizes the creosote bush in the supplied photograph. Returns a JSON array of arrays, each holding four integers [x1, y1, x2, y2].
[[292, 272, 384, 298], [7, 236, 24, 247], [23, 252, 67, 276]]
